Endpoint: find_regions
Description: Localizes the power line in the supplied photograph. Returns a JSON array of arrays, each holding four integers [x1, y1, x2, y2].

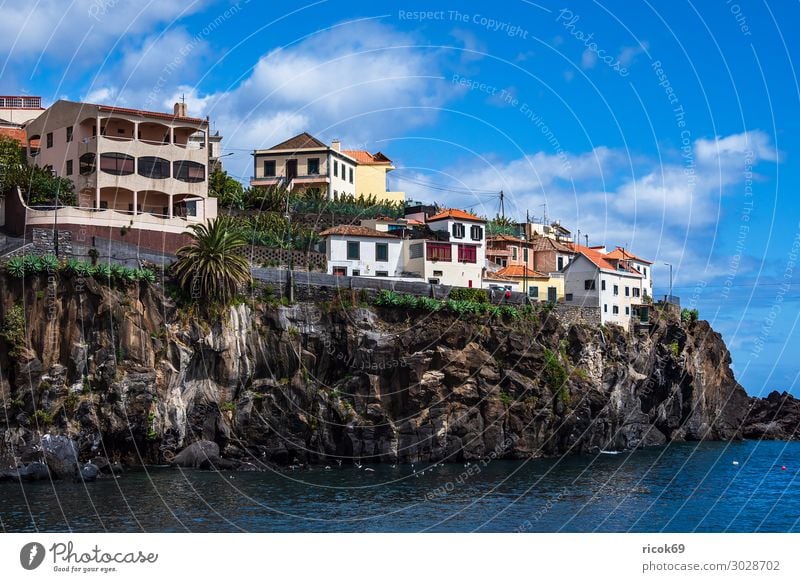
[[395, 175, 499, 195]]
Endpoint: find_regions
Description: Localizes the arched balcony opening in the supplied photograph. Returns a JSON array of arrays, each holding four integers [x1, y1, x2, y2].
[[174, 126, 203, 147], [77, 118, 96, 141], [27, 134, 41, 159], [100, 117, 135, 140], [98, 187, 135, 213], [138, 122, 170, 145], [137, 190, 172, 217]]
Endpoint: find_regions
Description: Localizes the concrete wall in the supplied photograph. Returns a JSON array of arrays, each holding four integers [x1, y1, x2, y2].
[[598, 271, 645, 326]]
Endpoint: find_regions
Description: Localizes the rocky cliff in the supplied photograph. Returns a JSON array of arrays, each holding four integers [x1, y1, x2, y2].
[[0, 272, 791, 479]]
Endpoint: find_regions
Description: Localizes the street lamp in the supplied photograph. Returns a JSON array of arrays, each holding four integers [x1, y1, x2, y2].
[[663, 262, 673, 302]]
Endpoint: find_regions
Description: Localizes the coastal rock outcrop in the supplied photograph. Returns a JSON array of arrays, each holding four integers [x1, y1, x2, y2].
[[0, 272, 788, 476]]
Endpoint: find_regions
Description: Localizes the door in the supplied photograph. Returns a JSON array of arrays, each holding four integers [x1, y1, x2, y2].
[[547, 286, 557, 303], [286, 159, 298, 181]]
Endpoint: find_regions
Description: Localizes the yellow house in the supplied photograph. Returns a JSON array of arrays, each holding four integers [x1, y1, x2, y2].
[[496, 265, 566, 303], [343, 149, 405, 204]]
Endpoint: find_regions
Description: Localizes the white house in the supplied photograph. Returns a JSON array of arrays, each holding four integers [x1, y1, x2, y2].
[[605, 246, 653, 299], [402, 209, 486, 287], [320, 225, 403, 277], [251, 132, 357, 199], [563, 246, 645, 326]]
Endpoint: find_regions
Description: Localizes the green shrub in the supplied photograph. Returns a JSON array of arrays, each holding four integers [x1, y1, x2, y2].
[[543, 347, 568, 392], [32, 409, 54, 426], [41, 254, 59, 272], [449, 287, 488, 304], [669, 341, 680, 357], [499, 391, 512, 407], [220, 402, 236, 412], [5, 257, 26, 277], [1, 304, 27, 356]]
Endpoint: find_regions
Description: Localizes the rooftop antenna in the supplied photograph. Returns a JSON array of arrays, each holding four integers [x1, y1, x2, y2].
[[540, 203, 548, 224], [584, 234, 589, 247], [499, 190, 505, 219], [181, 93, 186, 105]]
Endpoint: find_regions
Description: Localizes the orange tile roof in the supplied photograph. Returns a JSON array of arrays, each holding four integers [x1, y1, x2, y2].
[[571, 244, 642, 276], [319, 225, 398, 239], [530, 235, 574, 253], [487, 234, 523, 243], [427, 208, 486, 223], [605, 246, 653, 264], [496, 265, 548, 279], [342, 150, 393, 165], [484, 271, 516, 281]]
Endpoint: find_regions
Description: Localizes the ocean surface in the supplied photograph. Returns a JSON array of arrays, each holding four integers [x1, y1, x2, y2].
[[1, 441, 799, 532]]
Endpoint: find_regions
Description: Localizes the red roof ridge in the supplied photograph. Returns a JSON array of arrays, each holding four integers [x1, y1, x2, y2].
[[427, 208, 486, 223], [319, 225, 397, 239]]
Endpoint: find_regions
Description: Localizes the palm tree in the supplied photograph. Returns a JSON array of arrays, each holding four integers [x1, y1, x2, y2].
[[172, 216, 251, 305]]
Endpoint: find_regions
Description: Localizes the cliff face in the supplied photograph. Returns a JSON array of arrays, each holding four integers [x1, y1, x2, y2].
[[0, 274, 760, 472]]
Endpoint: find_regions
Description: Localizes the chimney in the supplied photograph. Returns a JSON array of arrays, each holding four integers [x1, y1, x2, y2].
[[331, 139, 341, 152], [174, 102, 187, 117]]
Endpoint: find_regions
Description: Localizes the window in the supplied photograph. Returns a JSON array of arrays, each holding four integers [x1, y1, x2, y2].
[[584, 279, 596, 290], [46, 132, 53, 148], [138, 156, 170, 179], [409, 243, 423, 259], [352, 269, 360, 277], [173, 161, 205, 182], [99, 152, 134, 175], [347, 241, 360, 260], [633, 288, 640, 298], [376, 242, 389, 262], [349, 167, 353, 183], [613, 305, 619, 314], [529, 286, 539, 298], [185, 201, 197, 217], [334, 160, 338, 177], [512, 247, 518, 261], [307, 158, 319, 175], [470, 225, 482, 241], [65, 160, 73, 176], [604, 304, 608, 313], [558, 256, 564, 270], [452, 223, 465, 239], [79, 153, 96, 175], [263, 160, 276, 177], [458, 244, 477, 263], [66, 126, 73, 143], [625, 306, 630, 315], [426, 242, 451, 262], [613, 284, 619, 296], [625, 286, 630, 297], [565, 293, 573, 301], [376, 271, 389, 277], [643, 267, 647, 277], [523, 248, 529, 263], [433, 270, 443, 277]]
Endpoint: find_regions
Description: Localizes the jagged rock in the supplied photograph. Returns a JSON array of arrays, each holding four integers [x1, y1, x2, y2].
[[41, 435, 79, 479], [78, 463, 100, 482], [171, 440, 221, 469]]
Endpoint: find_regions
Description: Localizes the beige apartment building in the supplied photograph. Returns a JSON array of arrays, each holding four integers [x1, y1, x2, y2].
[[22, 99, 216, 245]]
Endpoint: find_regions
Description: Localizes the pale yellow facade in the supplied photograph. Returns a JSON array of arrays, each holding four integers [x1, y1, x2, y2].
[[517, 274, 566, 302], [355, 163, 405, 204]]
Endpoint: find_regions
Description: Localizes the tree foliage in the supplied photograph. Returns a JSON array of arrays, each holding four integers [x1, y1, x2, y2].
[[172, 216, 252, 305], [0, 135, 76, 205]]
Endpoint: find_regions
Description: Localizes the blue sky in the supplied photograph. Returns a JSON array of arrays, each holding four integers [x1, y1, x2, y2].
[[2, 0, 798, 396]]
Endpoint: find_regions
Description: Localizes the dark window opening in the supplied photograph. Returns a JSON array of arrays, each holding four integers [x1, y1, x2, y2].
[[173, 160, 205, 183], [138, 156, 170, 179], [99, 152, 134, 176]]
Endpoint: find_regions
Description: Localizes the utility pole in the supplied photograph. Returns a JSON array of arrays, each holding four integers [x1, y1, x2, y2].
[[584, 234, 588, 247], [664, 262, 673, 302], [499, 190, 505, 219]]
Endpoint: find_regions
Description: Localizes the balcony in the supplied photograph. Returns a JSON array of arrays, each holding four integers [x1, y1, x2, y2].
[[77, 136, 206, 164]]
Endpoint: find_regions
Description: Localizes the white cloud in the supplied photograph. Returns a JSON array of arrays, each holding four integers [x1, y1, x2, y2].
[[0, 1, 209, 59]]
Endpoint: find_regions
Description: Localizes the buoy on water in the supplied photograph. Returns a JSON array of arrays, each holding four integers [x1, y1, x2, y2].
[[732, 461, 739, 466], [781, 465, 787, 471]]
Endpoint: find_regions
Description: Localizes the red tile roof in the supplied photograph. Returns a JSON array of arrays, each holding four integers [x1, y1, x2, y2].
[[487, 234, 524, 243], [342, 150, 393, 165], [605, 246, 653, 264], [571, 244, 642, 276], [497, 265, 548, 279], [427, 208, 486, 223], [96, 104, 206, 124], [484, 271, 516, 282], [319, 225, 398, 239], [530, 235, 574, 253]]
